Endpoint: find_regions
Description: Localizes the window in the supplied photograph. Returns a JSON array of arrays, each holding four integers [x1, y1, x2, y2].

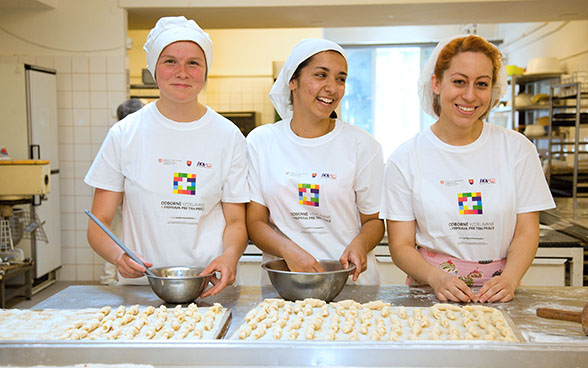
[[341, 45, 435, 159]]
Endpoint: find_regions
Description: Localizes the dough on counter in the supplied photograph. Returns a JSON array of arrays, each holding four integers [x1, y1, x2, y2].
[[233, 299, 519, 342], [0, 303, 229, 341]]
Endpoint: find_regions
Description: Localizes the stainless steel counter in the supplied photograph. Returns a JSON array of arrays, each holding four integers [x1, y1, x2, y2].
[[2, 285, 588, 367]]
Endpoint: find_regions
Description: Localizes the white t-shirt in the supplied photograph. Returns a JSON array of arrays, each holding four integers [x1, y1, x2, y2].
[[247, 119, 384, 285], [380, 122, 555, 261], [85, 103, 249, 284]]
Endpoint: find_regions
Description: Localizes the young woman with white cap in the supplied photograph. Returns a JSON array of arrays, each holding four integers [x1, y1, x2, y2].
[[85, 16, 249, 297], [247, 39, 384, 284], [380, 35, 555, 303]]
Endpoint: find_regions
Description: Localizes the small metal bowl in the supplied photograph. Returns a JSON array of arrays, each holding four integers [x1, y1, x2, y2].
[[262, 259, 355, 302], [146, 266, 212, 304]]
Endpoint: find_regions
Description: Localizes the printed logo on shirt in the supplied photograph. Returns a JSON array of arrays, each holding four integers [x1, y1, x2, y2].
[[195, 161, 213, 168], [173, 173, 196, 195], [298, 183, 319, 207], [458, 192, 483, 215], [187, 160, 192, 166], [286, 171, 307, 178], [468, 179, 475, 185], [479, 178, 496, 185], [312, 173, 317, 178], [439, 179, 464, 187], [158, 158, 182, 166], [321, 173, 337, 180]]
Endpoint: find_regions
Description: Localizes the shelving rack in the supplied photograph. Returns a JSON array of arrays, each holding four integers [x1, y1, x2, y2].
[[547, 82, 588, 212], [508, 73, 561, 132]]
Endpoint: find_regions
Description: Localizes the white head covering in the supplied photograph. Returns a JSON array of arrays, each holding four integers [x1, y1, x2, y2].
[[418, 34, 508, 119], [143, 16, 213, 81], [269, 38, 347, 120]]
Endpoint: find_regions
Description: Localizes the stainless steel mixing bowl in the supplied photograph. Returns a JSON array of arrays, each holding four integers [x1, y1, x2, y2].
[[147, 266, 212, 304], [261, 259, 355, 302]]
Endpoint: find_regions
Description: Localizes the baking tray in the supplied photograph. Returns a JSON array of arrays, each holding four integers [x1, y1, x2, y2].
[[0, 306, 231, 341]]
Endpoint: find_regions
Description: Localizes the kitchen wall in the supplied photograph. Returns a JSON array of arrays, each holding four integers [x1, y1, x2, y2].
[[0, 0, 128, 282], [128, 28, 322, 125]]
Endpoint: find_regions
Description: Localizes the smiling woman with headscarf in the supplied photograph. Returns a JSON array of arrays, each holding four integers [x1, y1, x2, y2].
[[380, 35, 555, 303], [85, 16, 249, 297], [247, 38, 385, 284]]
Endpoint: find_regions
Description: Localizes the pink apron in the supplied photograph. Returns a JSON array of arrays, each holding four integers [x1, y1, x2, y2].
[[407, 247, 506, 287]]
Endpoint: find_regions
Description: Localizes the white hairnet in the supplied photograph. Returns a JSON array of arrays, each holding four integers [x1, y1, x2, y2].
[[418, 34, 507, 119], [143, 16, 212, 81], [269, 38, 347, 120]]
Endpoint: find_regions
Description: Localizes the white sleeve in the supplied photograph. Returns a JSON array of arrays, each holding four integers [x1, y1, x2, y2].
[[354, 140, 384, 215], [221, 132, 250, 203], [514, 139, 556, 213], [379, 150, 416, 221], [84, 126, 124, 192], [246, 132, 266, 207]]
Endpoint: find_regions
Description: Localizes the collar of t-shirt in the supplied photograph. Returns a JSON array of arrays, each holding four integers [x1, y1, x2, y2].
[[284, 118, 343, 146], [424, 122, 490, 153], [151, 103, 212, 131]]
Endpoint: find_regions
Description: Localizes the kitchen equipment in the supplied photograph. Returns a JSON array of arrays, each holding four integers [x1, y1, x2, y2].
[[525, 56, 563, 75], [147, 266, 212, 304], [514, 92, 533, 107], [523, 124, 547, 138], [506, 64, 524, 76], [536, 303, 588, 336], [85, 209, 213, 303], [84, 210, 154, 277], [0, 64, 61, 280], [261, 258, 355, 302]]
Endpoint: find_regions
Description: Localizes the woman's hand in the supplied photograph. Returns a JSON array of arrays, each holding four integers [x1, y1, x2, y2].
[[199, 253, 239, 298], [282, 245, 324, 273], [340, 240, 367, 282], [115, 252, 153, 279], [429, 271, 479, 303], [476, 275, 517, 303]]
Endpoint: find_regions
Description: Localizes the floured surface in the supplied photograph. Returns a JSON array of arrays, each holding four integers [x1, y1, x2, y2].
[[0, 303, 230, 341], [232, 298, 521, 342]]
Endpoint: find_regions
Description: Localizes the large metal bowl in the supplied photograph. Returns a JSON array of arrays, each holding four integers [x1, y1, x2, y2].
[[261, 259, 355, 302], [146, 266, 212, 304]]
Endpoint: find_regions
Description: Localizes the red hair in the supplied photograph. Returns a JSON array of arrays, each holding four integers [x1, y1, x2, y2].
[[433, 36, 503, 116]]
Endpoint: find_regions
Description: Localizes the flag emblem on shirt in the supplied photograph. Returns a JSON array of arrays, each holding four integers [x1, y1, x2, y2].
[[173, 173, 196, 195], [298, 184, 319, 207], [458, 192, 482, 214]]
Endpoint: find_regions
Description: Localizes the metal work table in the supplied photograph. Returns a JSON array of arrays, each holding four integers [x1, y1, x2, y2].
[[1, 285, 588, 367]]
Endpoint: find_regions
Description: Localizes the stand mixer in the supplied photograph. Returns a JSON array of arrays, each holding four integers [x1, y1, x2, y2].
[[0, 160, 51, 264]]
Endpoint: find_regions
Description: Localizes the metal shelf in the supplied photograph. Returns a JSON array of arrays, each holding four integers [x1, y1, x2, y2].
[[547, 82, 586, 207]]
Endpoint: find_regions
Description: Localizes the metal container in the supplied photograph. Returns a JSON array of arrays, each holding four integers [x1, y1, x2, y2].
[[147, 266, 212, 304], [261, 259, 355, 302]]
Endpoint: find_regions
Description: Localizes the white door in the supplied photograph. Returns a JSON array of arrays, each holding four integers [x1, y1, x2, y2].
[[26, 66, 62, 277]]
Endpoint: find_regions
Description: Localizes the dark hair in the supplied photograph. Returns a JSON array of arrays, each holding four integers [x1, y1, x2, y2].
[[116, 98, 144, 120], [288, 55, 315, 106]]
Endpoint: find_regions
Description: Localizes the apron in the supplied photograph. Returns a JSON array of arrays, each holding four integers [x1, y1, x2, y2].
[[407, 247, 506, 287]]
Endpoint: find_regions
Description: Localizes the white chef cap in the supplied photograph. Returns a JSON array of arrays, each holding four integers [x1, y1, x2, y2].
[[418, 34, 507, 120], [269, 38, 347, 120], [143, 16, 213, 81]]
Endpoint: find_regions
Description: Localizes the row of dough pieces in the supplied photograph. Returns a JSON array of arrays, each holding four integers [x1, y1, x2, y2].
[[59, 303, 227, 340], [233, 298, 519, 342], [0, 303, 227, 341]]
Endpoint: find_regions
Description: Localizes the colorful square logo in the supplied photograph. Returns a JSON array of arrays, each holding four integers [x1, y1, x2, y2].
[[173, 172, 196, 195], [458, 192, 482, 214], [298, 183, 319, 207]]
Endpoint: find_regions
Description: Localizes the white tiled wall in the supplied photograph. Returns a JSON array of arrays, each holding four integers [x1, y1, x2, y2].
[[2, 53, 128, 282], [202, 76, 276, 124]]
